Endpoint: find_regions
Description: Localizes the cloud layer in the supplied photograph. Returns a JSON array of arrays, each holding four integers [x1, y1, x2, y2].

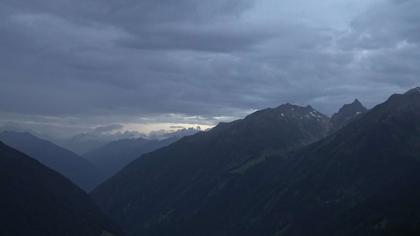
[[0, 0, 419, 136]]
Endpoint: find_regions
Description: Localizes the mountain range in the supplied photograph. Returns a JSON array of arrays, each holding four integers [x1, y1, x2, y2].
[[92, 88, 420, 236], [0, 131, 102, 191], [84, 136, 179, 182], [0, 128, 199, 190], [0, 141, 123, 236], [90, 101, 356, 235], [3, 88, 419, 235], [55, 127, 201, 155]]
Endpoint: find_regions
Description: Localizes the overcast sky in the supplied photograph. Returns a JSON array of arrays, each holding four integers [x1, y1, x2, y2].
[[1, 0, 419, 138]]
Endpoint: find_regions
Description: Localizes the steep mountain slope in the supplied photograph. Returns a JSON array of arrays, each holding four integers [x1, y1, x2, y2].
[[94, 88, 420, 236], [199, 88, 420, 236], [84, 136, 178, 181], [57, 132, 111, 155], [241, 88, 420, 236], [0, 141, 123, 236], [91, 104, 330, 235], [330, 99, 368, 132], [0, 131, 102, 191]]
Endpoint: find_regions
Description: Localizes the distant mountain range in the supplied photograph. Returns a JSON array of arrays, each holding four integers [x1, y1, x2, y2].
[[56, 131, 140, 155], [0, 131, 102, 191], [0, 141, 123, 236], [84, 136, 179, 182], [56, 127, 201, 155], [92, 88, 420, 236], [0, 128, 200, 190], [4, 88, 419, 235]]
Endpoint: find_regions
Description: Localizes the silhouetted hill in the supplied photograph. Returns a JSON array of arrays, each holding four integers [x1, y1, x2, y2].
[[0, 131, 102, 191], [91, 104, 330, 235], [240, 88, 420, 235], [330, 98, 367, 132], [93, 88, 420, 235], [0, 141, 123, 236], [84, 136, 178, 181]]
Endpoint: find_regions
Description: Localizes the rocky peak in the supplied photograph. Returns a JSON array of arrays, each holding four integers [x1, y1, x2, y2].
[[330, 99, 368, 132], [245, 103, 329, 123], [405, 87, 420, 95]]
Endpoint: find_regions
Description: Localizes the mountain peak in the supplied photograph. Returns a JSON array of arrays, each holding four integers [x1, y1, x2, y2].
[[405, 87, 420, 95], [379, 87, 420, 114], [274, 103, 318, 112], [248, 103, 328, 122], [276, 103, 300, 110], [337, 99, 367, 114], [330, 99, 368, 132], [352, 98, 362, 105], [0, 130, 102, 190]]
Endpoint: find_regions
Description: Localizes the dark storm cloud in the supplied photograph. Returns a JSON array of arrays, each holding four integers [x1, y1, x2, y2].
[[1, 0, 256, 52], [0, 0, 419, 136], [336, 0, 420, 89], [0, 0, 263, 118]]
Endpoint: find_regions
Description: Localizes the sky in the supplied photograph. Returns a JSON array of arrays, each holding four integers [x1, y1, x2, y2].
[[1, 0, 419, 139]]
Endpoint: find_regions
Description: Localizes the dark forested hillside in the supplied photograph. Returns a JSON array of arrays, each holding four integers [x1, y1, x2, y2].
[[0, 131, 102, 190], [92, 88, 420, 236], [91, 104, 331, 235], [215, 88, 420, 236], [0, 142, 123, 236]]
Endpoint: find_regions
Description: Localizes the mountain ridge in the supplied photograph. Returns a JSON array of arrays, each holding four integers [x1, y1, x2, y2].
[[92, 88, 420, 236], [0, 131, 102, 190], [330, 98, 368, 132], [84, 136, 179, 182], [0, 141, 123, 236], [91, 103, 332, 235]]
